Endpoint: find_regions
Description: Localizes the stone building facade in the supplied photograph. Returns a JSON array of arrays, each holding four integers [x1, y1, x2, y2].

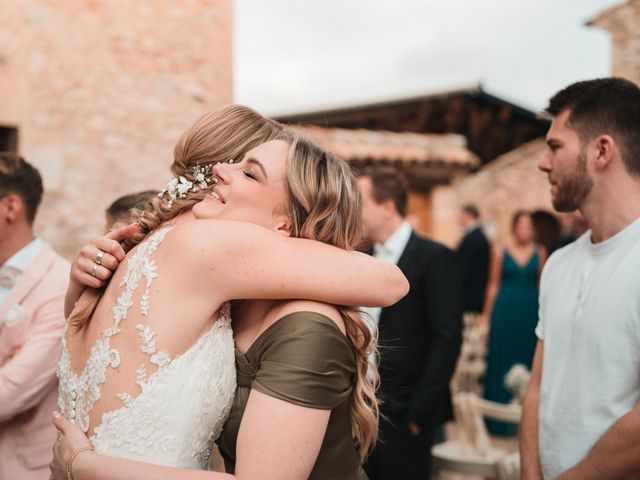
[[437, 139, 554, 247], [588, 0, 640, 85], [0, 0, 232, 257]]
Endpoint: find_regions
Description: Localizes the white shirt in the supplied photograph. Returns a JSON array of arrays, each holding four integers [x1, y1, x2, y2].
[[362, 221, 412, 354], [536, 217, 640, 479], [462, 220, 482, 236], [0, 237, 44, 308]]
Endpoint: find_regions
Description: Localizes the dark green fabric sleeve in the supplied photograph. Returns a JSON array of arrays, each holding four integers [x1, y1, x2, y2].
[[251, 312, 356, 410]]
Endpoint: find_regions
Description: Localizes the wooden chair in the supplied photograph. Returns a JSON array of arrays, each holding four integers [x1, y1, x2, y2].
[[450, 313, 487, 395], [431, 392, 522, 479], [497, 452, 521, 480]]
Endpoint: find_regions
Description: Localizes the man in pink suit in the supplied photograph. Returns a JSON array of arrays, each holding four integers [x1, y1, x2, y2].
[[0, 152, 69, 480]]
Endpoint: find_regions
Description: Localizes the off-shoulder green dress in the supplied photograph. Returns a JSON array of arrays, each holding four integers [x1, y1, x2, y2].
[[217, 311, 368, 479]]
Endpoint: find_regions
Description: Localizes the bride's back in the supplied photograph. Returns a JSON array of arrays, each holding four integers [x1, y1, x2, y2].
[[58, 226, 236, 468]]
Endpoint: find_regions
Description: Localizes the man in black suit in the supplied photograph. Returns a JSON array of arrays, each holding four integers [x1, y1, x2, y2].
[[358, 167, 463, 480], [456, 204, 490, 314]]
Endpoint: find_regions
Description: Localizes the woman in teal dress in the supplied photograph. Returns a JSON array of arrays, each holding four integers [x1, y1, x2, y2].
[[481, 210, 547, 435]]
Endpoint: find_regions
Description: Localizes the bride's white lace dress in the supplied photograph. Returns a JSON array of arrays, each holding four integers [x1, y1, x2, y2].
[[57, 227, 236, 468]]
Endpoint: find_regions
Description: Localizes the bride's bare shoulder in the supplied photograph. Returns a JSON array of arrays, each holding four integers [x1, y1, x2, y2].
[[171, 219, 275, 243], [163, 220, 283, 262], [153, 220, 280, 279]]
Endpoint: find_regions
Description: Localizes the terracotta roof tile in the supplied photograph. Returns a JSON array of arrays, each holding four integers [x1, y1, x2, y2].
[[288, 125, 480, 169]]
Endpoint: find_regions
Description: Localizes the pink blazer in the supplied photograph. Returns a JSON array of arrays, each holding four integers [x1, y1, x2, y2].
[[0, 243, 69, 480]]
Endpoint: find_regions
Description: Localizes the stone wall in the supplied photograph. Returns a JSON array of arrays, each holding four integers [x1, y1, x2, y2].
[[0, 0, 232, 257], [432, 139, 555, 248], [589, 0, 640, 84]]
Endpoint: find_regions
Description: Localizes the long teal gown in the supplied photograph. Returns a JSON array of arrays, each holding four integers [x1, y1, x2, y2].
[[484, 250, 539, 436]]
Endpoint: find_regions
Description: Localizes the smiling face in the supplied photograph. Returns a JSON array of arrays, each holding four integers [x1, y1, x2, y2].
[[539, 109, 594, 212], [191, 139, 290, 230]]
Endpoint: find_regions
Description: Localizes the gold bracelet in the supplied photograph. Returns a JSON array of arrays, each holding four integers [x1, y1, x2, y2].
[[66, 446, 93, 480]]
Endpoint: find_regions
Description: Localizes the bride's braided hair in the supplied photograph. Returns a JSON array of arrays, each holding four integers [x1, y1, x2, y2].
[[69, 105, 284, 329], [122, 105, 284, 251]]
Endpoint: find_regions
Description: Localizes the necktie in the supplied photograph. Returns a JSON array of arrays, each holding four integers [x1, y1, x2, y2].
[[0, 266, 21, 289]]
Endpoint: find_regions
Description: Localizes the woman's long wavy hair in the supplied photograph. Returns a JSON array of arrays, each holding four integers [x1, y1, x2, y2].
[[69, 105, 284, 329], [280, 132, 379, 461]]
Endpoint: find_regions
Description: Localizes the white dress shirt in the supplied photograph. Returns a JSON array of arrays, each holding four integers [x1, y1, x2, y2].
[[462, 220, 482, 236], [362, 221, 412, 365], [0, 237, 44, 308]]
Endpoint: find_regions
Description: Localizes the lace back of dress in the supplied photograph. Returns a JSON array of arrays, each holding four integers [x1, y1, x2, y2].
[[58, 226, 236, 468], [108, 225, 175, 406], [58, 227, 174, 432]]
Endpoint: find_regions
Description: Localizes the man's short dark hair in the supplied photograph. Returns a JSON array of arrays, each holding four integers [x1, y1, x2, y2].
[[0, 152, 43, 224], [462, 204, 480, 219], [545, 77, 640, 176], [359, 166, 409, 217], [106, 190, 158, 225]]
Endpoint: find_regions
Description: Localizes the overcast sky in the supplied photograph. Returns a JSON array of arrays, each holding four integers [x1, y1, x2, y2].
[[234, 0, 617, 116]]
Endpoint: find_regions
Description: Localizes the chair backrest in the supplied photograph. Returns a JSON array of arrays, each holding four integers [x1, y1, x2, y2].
[[451, 313, 487, 394], [451, 392, 475, 451], [474, 396, 522, 423], [452, 392, 522, 458]]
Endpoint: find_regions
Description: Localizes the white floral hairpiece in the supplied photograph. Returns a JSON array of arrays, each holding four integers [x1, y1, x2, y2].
[[158, 163, 216, 208]]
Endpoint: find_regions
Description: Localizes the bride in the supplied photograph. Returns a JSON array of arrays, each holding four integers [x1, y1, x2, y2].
[[53, 107, 407, 477]]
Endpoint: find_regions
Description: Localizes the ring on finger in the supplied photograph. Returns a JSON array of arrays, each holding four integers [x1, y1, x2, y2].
[[95, 250, 105, 265], [91, 262, 99, 278]]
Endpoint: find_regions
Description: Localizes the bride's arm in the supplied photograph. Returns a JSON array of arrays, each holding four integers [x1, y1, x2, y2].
[[177, 219, 408, 307]]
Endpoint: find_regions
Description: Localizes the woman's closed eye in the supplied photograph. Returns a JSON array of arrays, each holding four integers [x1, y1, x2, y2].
[[243, 170, 259, 181]]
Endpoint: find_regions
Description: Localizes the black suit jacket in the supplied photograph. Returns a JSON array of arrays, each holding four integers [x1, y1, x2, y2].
[[377, 232, 463, 432], [457, 226, 490, 313]]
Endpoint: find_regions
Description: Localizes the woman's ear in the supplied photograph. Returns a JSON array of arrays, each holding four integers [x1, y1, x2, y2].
[[274, 218, 292, 237]]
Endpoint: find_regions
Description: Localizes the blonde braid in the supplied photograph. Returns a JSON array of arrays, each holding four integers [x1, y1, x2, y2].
[[69, 105, 283, 330]]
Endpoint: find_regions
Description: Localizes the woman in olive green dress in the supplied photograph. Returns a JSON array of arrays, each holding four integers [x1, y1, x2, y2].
[[51, 134, 385, 479]]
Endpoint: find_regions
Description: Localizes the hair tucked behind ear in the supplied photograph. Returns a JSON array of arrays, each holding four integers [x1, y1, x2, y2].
[[281, 132, 379, 461], [69, 105, 283, 330]]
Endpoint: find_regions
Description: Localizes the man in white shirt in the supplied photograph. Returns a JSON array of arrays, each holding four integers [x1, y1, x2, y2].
[[520, 78, 640, 479], [358, 167, 463, 480], [0, 152, 69, 480]]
